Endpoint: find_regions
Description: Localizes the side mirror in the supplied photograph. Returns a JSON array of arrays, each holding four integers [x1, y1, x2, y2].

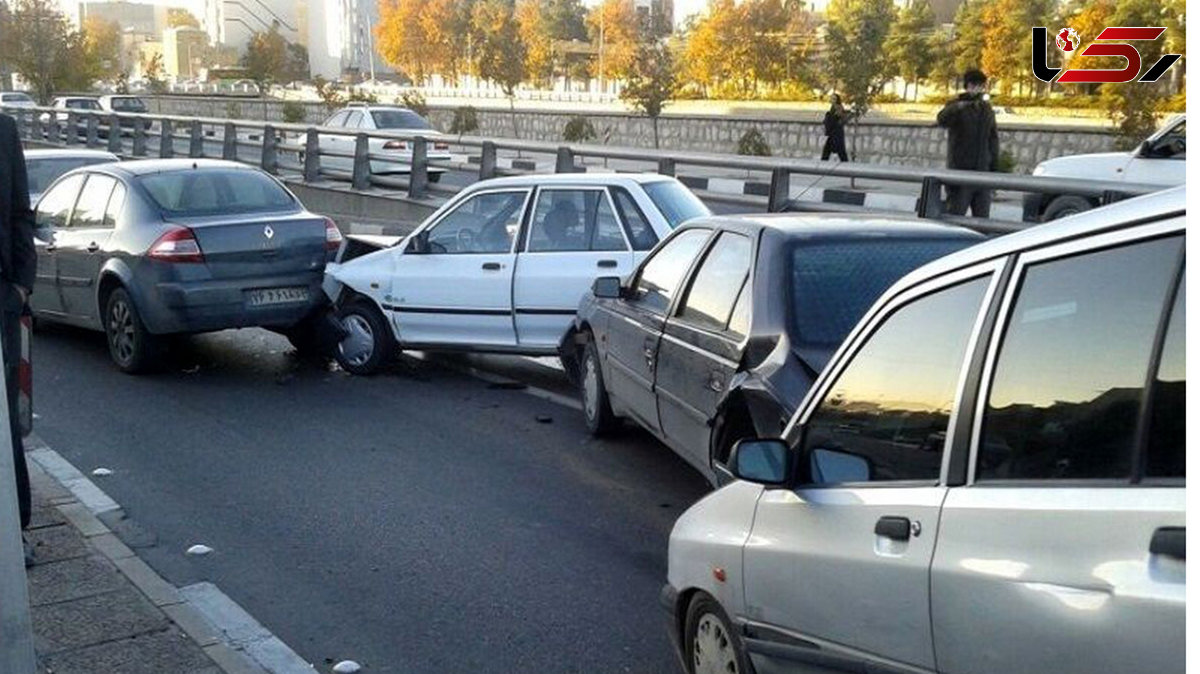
[[809, 447, 871, 484], [729, 439, 792, 486], [34, 226, 54, 244], [592, 276, 623, 300]]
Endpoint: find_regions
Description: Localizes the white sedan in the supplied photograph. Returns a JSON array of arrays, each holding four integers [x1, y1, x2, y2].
[[323, 173, 711, 374], [316, 104, 453, 181]]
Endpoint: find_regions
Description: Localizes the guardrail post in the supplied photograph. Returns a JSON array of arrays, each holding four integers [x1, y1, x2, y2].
[[159, 119, 174, 158], [657, 157, 675, 176], [303, 129, 320, 182], [479, 141, 497, 180], [555, 146, 575, 173], [64, 112, 77, 146], [188, 120, 204, 158], [106, 114, 121, 153], [46, 113, 59, 146], [222, 122, 237, 161], [351, 133, 370, 190], [767, 168, 790, 212], [261, 125, 278, 174], [85, 114, 99, 147], [409, 136, 429, 198], [917, 177, 943, 219], [132, 119, 147, 156]]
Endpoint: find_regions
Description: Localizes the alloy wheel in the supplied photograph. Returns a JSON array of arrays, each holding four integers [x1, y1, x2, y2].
[[108, 299, 135, 366]]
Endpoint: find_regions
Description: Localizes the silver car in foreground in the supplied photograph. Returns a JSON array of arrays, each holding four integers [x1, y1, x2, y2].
[[663, 187, 1184, 674]]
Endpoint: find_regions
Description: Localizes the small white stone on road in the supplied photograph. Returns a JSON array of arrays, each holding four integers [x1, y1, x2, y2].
[[332, 660, 362, 673], [186, 544, 213, 556], [91, 467, 113, 476]]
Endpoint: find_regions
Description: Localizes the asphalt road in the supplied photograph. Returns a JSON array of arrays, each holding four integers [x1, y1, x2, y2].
[[31, 323, 710, 674]]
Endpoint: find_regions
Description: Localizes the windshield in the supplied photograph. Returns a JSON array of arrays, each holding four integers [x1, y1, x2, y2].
[[644, 180, 711, 228], [791, 238, 977, 349], [371, 109, 433, 130], [139, 169, 296, 217], [28, 157, 113, 196], [110, 97, 147, 113]]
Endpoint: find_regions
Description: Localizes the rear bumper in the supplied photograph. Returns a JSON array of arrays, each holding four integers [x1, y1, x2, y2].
[[146, 274, 327, 334]]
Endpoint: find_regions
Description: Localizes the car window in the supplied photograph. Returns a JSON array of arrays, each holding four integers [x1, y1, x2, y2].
[[611, 187, 658, 251], [727, 283, 750, 339], [371, 109, 433, 130], [345, 111, 363, 128], [27, 157, 112, 197], [426, 190, 526, 254], [70, 175, 117, 228], [977, 236, 1183, 482], [677, 232, 752, 333], [1154, 120, 1185, 158], [110, 97, 147, 112], [104, 182, 126, 227], [139, 169, 296, 217], [1146, 273, 1184, 479], [802, 276, 991, 485], [632, 229, 711, 314], [643, 181, 710, 228], [67, 99, 99, 110], [35, 174, 86, 229], [325, 111, 348, 127], [527, 189, 626, 253]]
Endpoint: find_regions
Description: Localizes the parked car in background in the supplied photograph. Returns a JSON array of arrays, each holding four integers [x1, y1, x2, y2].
[[565, 215, 983, 485], [315, 104, 453, 180], [25, 149, 119, 205], [1025, 114, 1184, 221], [323, 174, 711, 374], [0, 92, 37, 108], [97, 95, 151, 135], [31, 159, 342, 372], [664, 186, 1184, 674]]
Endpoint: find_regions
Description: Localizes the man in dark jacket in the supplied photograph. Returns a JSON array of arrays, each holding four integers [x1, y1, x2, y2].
[[0, 113, 36, 542], [821, 93, 849, 162], [936, 69, 1000, 217]]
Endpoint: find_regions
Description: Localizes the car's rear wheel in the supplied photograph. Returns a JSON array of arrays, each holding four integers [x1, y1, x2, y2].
[[104, 287, 160, 374], [334, 299, 392, 375], [1043, 195, 1093, 221], [581, 335, 619, 435], [685, 593, 753, 674]]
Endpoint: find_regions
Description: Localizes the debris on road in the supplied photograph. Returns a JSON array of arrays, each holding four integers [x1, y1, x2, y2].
[[91, 467, 114, 477], [332, 660, 362, 673], [186, 544, 213, 556], [536, 415, 554, 424]]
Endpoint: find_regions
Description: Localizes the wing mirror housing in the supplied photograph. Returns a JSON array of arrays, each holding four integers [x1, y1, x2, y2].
[[729, 439, 793, 487], [592, 276, 624, 300]]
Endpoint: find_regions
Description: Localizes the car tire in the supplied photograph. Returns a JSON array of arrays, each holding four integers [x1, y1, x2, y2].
[[580, 335, 620, 435], [1043, 195, 1094, 221], [684, 593, 754, 674], [334, 299, 392, 375], [104, 287, 160, 374]]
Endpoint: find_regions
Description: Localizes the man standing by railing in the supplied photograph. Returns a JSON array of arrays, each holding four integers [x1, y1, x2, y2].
[[937, 69, 1000, 217]]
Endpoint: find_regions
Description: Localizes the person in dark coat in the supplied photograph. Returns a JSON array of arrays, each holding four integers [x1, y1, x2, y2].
[[0, 113, 36, 547], [821, 93, 849, 162], [936, 69, 1000, 217]]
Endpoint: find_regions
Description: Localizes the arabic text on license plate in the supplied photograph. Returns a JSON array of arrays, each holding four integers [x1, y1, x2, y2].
[[248, 287, 308, 307]]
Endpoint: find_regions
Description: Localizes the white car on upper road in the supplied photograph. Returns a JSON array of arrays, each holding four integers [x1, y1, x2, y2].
[[1025, 114, 1184, 221], [316, 104, 453, 181], [323, 173, 712, 374], [0, 92, 37, 108]]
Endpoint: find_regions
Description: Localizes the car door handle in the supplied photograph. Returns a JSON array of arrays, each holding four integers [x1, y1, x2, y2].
[[481, 262, 502, 271], [875, 516, 911, 542], [86, 242, 100, 253], [597, 259, 618, 268], [643, 337, 656, 367], [1150, 527, 1185, 560]]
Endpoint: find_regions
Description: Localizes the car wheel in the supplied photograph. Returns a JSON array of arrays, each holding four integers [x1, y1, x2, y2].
[[104, 287, 160, 374], [580, 335, 619, 435], [1043, 195, 1093, 221], [685, 593, 754, 674], [334, 299, 392, 375]]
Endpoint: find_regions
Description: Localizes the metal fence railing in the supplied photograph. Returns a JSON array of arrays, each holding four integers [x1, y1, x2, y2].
[[2, 104, 1165, 235]]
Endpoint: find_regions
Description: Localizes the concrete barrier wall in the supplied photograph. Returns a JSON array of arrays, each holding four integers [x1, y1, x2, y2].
[[141, 96, 1116, 175]]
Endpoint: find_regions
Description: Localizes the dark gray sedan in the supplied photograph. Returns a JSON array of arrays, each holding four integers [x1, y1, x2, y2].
[[31, 159, 342, 372]]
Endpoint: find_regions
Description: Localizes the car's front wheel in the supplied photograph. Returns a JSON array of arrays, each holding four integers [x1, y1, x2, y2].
[[685, 593, 754, 674], [1043, 195, 1093, 221], [104, 287, 160, 374], [580, 335, 619, 435], [334, 299, 392, 375]]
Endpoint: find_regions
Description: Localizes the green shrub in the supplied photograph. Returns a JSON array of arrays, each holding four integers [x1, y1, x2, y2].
[[281, 100, 307, 124], [995, 149, 1017, 173], [737, 128, 771, 156], [346, 88, 378, 103], [562, 115, 597, 142], [873, 92, 903, 104], [449, 106, 480, 136], [398, 90, 429, 117]]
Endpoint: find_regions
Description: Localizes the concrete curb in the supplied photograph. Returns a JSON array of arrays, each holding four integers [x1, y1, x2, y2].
[[25, 435, 318, 674]]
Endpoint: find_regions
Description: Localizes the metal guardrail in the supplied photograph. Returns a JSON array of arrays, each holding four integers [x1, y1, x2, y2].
[[2, 104, 1165, 235]]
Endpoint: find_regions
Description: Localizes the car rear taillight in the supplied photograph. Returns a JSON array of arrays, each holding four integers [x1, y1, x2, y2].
[[324, 217, 343, 251], [383, 140, 408, 150], [434, 142, 449, 150], [148, 227, 204, 263]]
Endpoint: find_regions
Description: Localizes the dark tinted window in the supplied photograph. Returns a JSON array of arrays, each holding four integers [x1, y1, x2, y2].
[[1146, 274, 1184, 478], [109, 97, 147, 112], [643, 181, 710, 228], [802, 277, 990, 484], [71, 175, 117, 228], [27, 157, 113, 196], [633, 229, 710, 314], [792, 238, 977, 349], [678, 232, 752, 332], [139, 170, 296, 217], [35, 174, 85, 228], [611, 188, 658, 251], [371, 109, 433, 130], [978, 237, 1182, 481]]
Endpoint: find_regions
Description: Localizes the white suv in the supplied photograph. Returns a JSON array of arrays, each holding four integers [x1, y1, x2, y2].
[[316, 104, 453, 180], [664, 187, 1184, 674]]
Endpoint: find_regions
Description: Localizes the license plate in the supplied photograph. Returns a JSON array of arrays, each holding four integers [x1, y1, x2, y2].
[[246, 287, 309, 307]]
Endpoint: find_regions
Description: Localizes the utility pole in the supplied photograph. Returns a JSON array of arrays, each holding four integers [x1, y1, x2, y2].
[[597, 13, 605, 94], [366, 13, 376, 83], [0, 322, 35, 672]]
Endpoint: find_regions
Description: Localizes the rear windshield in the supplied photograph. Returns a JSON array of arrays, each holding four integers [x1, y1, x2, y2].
[[643, 181, 710, 228], [791, 238, 977, 348], [371, 109, 433, 130], [66, 99, 101, 110], [110, 97, 147, 112], [139, 169, 296, 217], [28, 157, 113, 196]]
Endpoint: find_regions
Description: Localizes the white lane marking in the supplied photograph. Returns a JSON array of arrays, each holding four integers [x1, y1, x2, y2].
[[181, 582, 316, 673], [28, 444, 121, 515]]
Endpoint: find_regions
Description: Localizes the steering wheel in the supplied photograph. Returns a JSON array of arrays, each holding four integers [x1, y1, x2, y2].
[[456, 229, 476, 252]]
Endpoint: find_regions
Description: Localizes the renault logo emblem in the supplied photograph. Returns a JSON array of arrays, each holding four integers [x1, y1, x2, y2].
[[264, 226, 274, 239]]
